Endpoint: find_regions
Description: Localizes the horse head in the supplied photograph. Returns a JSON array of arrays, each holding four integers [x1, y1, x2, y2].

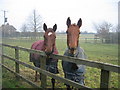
[[43, 23, 57, 56], [66, 17, 82, 55]]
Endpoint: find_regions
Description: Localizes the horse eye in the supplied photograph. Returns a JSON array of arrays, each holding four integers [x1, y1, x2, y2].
[[66, 31, 68, 33], [79, 32, 81, 34]]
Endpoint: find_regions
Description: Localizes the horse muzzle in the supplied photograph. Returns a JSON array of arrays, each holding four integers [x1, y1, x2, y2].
[[69, 47, 76, 51], [45, 51, 52, 56], [68, 47, 77, 56]]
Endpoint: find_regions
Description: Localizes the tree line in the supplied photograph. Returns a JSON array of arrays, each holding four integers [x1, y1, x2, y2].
[[93, 21, 119, 44], [1, 9, 119, 44]]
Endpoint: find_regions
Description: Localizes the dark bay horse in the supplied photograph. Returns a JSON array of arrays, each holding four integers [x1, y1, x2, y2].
[[62, 17, 87, 89], [30, 23, 59, 88]]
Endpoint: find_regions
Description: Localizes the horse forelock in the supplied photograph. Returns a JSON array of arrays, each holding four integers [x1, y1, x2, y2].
[[45, 29, 56, 36], [69, 24, 79, 29], [72, 23, 76, 26]]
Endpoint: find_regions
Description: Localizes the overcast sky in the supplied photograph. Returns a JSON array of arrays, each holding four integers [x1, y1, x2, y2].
[[0, 0, 119, 32]]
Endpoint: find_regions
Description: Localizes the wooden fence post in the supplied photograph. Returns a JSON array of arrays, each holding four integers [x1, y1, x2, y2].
[[1, 45, 4, 64], [94, 38, 97, 43], [85, 38, 87, 43], [100, 69, 110, 89], [40, 56, 47, 88], [15, 46, 20, 80]]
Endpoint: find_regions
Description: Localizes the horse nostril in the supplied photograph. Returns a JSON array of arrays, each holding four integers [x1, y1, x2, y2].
[[70, 48, 75, 51]]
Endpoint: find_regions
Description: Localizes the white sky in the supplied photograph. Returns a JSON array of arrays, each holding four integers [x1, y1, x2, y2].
[[0, 0, 119, 32]]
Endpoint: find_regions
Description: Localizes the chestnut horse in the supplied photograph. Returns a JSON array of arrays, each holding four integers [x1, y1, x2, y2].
[[30, 23, 59, 89], [62, 17, 87, 89]]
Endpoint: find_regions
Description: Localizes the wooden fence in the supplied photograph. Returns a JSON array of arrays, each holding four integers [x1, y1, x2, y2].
[[83, 38, 100, 43], [1, 44, 120, 89]]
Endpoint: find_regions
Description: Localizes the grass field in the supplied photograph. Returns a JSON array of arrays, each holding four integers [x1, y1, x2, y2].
[[2, 34, 119, 88]]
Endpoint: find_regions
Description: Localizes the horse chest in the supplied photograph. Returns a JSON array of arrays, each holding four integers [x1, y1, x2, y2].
[[62, 47, 86, 73]]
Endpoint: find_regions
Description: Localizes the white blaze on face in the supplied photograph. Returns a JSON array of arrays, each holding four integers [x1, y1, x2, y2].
[[48, 32, 53, 36]]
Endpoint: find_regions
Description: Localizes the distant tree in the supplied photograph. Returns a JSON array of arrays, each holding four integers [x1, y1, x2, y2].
[[27, 9, 43, 38], [111, 24, 120, 44], [93, 21, 113, 43], [113, 25, 120, 33], [82, 31, 88, 34], [20, 24, 28, 32], [20, 24, 29, 37]]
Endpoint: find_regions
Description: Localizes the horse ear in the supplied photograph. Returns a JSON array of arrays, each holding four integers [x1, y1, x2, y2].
[[66, 17, 71, 28], [43, 23, 47, 31], [53, 24, 57, 32], [77, 18, 82, 28]]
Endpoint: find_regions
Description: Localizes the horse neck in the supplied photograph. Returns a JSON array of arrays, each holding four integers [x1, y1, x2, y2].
[[41, 40, 56, 52], [41, 40, 46, 51]]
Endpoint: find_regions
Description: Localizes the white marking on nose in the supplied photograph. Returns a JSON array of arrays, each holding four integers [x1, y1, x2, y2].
[[48, 32, 53, 36]]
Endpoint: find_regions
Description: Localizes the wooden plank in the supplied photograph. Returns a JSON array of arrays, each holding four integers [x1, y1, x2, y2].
[[2, 64, 40, 88], [17, 46, 46, 57], [50, 54, 120, 73], [15, 47, 19, 80], [2, 54, 91, 89], [1, 43, 17, 49], [40, 56, 47, 88], [1, 43, 46, 57], [100, 69, 110, 89]]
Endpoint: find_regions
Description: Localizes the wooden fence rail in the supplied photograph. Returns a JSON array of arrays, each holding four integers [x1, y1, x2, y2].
[[2, 54, 90, 89], [1, 43, 120, 89]]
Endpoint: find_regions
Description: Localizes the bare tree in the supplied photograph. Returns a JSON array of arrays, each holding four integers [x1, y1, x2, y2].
[[21, 24, 28, 32], [27, 9, 42, 38], [20, 24, 29, 37], [93, 21, 113, 43], [113, 25, 120, 33], [111, 24, 120, 44]]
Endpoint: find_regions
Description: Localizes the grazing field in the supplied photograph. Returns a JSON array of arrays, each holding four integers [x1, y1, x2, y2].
[[2, 34, 119, 88]]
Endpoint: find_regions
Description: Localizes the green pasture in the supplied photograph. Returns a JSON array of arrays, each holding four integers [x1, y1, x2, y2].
[[2, 34, 119, 88]]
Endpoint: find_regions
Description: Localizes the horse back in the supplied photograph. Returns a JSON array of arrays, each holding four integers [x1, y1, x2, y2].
[[30, 40, 59, 62], [30, 40, 44, 62]]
